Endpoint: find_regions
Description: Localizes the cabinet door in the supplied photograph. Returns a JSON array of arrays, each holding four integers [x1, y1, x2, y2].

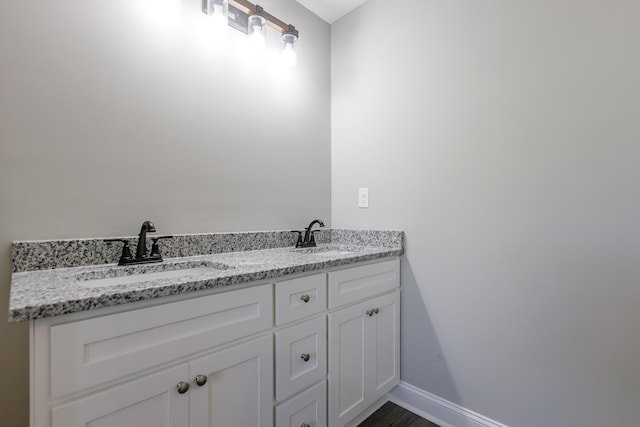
[[189, 335, 273, 427], [328, 302, 368, 427], [51, 364, 189, 427], [367, 291, 400, 400], [328, 290, 400, 427]]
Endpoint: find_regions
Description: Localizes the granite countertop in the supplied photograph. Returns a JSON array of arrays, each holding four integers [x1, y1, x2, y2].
[[9, 229, 403, 322]]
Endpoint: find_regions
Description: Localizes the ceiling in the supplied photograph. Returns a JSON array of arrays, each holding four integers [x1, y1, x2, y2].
[[295, 0, 369, 24]]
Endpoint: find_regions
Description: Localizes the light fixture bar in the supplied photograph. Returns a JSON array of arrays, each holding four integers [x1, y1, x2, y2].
[[230, 0, 298, 37], [203, 0, 299, 38]]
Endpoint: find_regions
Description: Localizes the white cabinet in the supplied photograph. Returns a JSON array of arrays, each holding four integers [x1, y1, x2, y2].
[[274, 275, 328, 427], [33, 284, 273, 427], [31, 258, 400, 427], [327, 263, 400, 427]]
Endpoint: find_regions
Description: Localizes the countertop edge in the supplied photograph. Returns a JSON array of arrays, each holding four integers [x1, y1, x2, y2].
[[9, 246, 403, 322]]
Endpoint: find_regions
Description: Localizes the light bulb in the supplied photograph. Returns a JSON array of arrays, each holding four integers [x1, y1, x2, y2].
[[282, 42, 297, 68], [211, 4, 228, 28], [250, 26, 265, 46], [281, 30, 298, 68], [248, 13, 266, 50], [204, 0, 228, 18]]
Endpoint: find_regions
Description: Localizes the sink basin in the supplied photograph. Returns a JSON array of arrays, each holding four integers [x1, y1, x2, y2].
[[76, 260, 233, 288]]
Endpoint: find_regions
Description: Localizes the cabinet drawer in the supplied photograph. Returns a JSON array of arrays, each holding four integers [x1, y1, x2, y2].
[[275, 316, 327, 402], [328, 259, 400, 308], [49, 284, 272, 398], [275, 381, 327, 427], [275, 273, 326, 325]]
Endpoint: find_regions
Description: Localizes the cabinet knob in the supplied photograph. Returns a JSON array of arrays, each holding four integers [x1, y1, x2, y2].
[[366, 308, 380, 317], [195, 374, 208, 386], [177, 381, 190, 394], [300, 353, 311, 362], [301, 424, 311, 427], [300, 294, 310, 303]]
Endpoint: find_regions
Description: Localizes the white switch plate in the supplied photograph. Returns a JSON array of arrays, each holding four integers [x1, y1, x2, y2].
[[358, 188, 369, 208]]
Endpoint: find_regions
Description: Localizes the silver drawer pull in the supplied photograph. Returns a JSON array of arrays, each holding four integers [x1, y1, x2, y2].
[[300, 294, 310, 303], [300, 353, 311, 362], [195, 374, 208, 387], [177, 381, 190, 394]]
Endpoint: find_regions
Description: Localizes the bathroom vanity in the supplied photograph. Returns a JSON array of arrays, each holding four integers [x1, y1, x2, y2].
[[9, 229, 403, 427]]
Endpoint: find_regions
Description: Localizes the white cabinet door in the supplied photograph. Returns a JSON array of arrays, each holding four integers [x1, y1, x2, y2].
[[51, 364, 190, 427], [328, 290, 400, 427], [189, 335, 274, 427], [367, 291, 400, 399], [328, 302, 368, 427]]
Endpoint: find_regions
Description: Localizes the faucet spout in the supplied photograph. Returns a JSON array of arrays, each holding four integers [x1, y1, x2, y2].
[[136, 220, 156, 259], [302, 219, 325, 246]]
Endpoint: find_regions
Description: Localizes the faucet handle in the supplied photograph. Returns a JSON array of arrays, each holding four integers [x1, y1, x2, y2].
[[290, 230, 303, 248], [150, 236, 173, 258], [104, 239, 133, 264], [310, 230, 321, 244]]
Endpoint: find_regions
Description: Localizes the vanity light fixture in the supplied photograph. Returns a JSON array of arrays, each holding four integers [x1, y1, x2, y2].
[[202, 0, 299, 65]]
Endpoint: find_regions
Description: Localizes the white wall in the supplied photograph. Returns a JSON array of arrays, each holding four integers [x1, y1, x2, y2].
[[0, 1, 330, 424], [332, 1, 640, 426]]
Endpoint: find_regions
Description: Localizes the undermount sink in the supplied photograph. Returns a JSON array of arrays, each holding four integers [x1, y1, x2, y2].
[[76, 260, 234, 288]]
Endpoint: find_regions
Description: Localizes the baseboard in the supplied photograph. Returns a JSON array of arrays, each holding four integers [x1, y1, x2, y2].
[[388, 382, 508, 427]]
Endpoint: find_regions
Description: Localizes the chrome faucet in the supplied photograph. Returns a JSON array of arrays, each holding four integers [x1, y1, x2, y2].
[[292, 219, 325, 248]]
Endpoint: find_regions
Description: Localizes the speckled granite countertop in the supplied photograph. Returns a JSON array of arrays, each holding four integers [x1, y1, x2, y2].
[[9, 229, 403, 322]]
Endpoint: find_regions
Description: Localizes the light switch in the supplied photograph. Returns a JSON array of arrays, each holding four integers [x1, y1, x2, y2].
[[358, 188, 369, 208]]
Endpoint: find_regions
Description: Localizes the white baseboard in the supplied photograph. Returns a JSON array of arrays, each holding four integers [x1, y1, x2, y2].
[[388, 381, 508, 427]]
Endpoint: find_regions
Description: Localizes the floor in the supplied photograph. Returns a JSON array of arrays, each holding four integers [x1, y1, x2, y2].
[[358, 401, 440, 427]]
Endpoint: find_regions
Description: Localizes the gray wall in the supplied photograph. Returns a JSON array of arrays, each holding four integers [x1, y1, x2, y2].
[[0, 0, 330, 424], [331, 1, 640, 426]]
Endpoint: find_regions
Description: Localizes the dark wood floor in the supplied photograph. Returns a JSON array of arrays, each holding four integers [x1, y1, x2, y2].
[[358, 401, 440, 427]]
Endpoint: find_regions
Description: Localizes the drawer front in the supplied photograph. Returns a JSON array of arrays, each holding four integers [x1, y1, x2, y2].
[[328, 259, 400, 308], [49, 284, 273, 398], [275, 381, 327, 427], [275, 273, 326, 325], [275, 316, 327, 402]]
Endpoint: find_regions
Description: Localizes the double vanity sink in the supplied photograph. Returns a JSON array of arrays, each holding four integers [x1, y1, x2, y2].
[[11, 228, 404, 427], [9, 230, 403, 322], [75, 247, 353, 288]]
